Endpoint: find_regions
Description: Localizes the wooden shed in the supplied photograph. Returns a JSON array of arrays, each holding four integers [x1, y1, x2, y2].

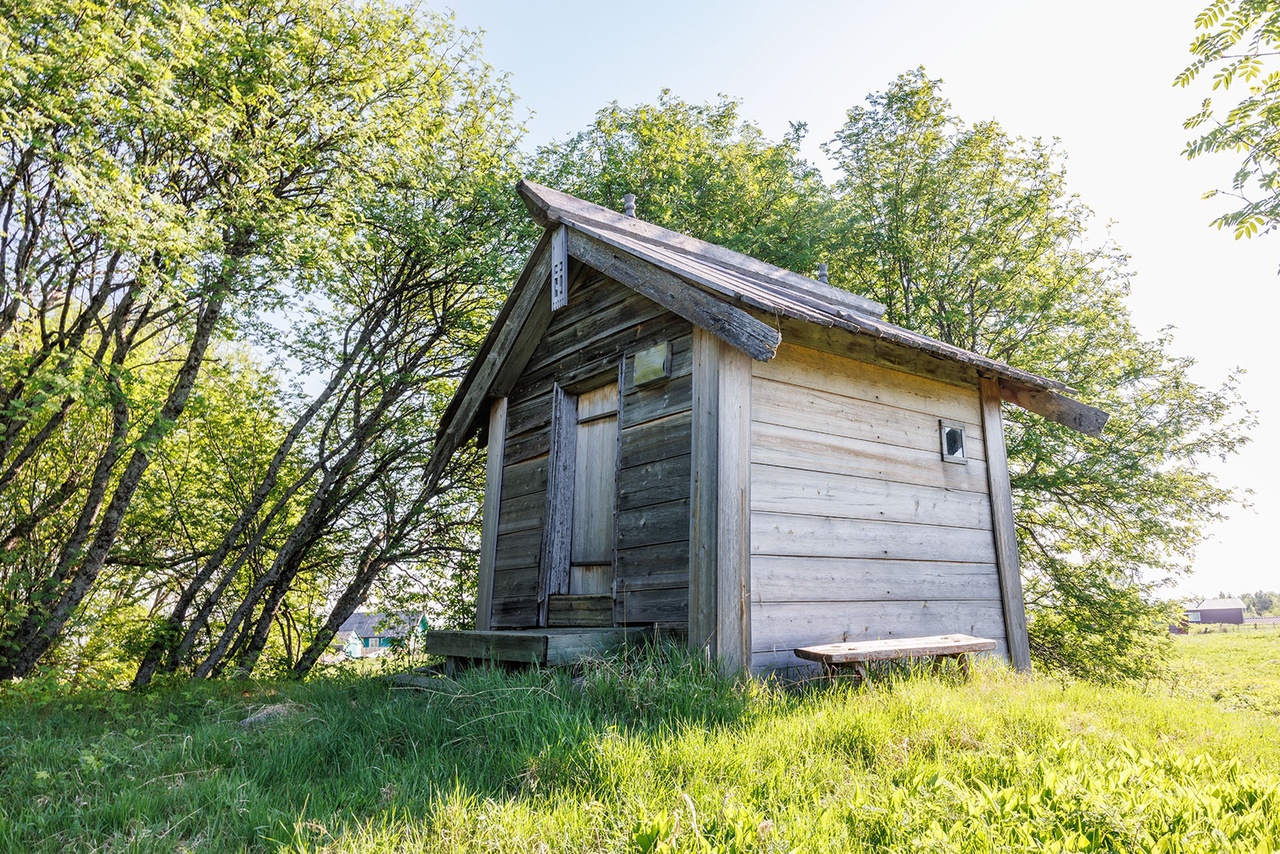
[[424, 181, 1108, 676]]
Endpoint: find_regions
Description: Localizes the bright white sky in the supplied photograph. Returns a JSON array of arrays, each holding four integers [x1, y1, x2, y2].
[[447, 0, 1279, 600]]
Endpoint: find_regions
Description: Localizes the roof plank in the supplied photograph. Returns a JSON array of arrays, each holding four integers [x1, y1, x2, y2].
[[518, 179, 888, 320], [997, 380, 1109, 437], [427, 234, 554, 487], [566, 229, 780, 362]]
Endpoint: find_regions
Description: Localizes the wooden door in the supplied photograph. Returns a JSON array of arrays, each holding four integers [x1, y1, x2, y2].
[[570, 382, 618, 598]]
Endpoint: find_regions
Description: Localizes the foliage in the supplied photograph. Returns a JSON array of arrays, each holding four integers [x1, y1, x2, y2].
[[1240, 590, 1280, 615], [822, 70, 1249, 681], [1, 633, 1279, 852], [534, 91, 830, 274], [1176, 0, 1280, 238], [0, 0, 522, 682]]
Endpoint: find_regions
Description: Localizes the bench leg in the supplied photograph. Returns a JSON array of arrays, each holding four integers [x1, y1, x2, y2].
[[821, 661, 868, 686], [958, 653, 971, 680]]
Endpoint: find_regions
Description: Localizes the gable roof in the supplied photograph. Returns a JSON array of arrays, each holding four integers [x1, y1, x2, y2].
[[427, 181, 1108, 483], [1189, 598, 1246, 612], [337, 611, 422, 638]]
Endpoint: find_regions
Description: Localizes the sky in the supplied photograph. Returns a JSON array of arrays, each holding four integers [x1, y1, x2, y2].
[[446, 0, 1280, 600]]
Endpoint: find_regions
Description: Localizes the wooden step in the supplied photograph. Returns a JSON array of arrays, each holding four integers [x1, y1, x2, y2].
[[424, 627, 649, 668]]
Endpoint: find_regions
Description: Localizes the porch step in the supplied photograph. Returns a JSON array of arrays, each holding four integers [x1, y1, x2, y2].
[[424, 627, 648, 668]]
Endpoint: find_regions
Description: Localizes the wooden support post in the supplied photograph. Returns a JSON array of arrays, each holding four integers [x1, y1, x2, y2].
[[538, 384, 576, 627], [689, 329, 719, 659], [980, 377, 1032, 671], [688, 328, 751, 674], [716, 335, 752, 675], [475, 397, 507, 631]]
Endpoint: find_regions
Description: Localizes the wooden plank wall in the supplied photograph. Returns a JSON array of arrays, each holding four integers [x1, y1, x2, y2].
[[748, 342, 1008, 675], [488, 269, 693, 628]]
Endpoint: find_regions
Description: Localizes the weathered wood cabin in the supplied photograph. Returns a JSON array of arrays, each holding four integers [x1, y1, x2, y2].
[[425, 181, 1107, 676]]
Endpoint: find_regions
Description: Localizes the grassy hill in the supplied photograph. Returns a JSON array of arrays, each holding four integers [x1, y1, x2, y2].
[[1, 628, 1278, 852]]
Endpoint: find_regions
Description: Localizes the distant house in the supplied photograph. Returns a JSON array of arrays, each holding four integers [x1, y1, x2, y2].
[[337, 612, 425, 658], [1186, 598, 1245, 625]]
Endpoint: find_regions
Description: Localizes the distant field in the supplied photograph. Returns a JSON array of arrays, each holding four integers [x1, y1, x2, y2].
[[1169, 624, 1280, 716], [1, 630, 1278, 853]]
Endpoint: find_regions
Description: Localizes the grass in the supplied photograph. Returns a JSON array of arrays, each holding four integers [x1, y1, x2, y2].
[[1168, 624, 1280, 717], [0, 630, 1276, 852]]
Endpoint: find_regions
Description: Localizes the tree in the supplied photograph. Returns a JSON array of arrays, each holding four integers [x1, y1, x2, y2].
[[1177, 0, 1280, 239], [824, 70, 1249, 679], [1241, 590, 1277, 615], [1, 0, 522, 681], [534, 91, 830, 275]]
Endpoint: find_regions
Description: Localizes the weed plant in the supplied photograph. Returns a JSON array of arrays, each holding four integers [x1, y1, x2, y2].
[[0, 633, 1278, 852]]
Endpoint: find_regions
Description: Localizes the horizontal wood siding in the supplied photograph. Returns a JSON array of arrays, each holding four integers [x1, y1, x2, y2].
[[749, 342, 1006, 676], [489, 270, 693, 628], [615, 329, 693, 624], [751, 602, 1010, 674], [489, 438, 546, 625]]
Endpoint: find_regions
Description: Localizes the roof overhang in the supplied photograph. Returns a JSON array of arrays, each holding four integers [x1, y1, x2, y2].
[[427, 181, 1109, 484]]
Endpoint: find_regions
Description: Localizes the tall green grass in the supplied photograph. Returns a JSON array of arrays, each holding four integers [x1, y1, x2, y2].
[[1, 632, 1278, 852]]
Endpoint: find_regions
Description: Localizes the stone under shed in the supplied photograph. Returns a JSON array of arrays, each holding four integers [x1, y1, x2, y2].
[[423, 180, 1108, 677]]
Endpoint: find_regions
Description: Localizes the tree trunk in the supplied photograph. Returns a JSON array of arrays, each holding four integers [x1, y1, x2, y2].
[[130, 317, 383, 687], [290, 534, 387, 677], [0, 287, 227, 679]]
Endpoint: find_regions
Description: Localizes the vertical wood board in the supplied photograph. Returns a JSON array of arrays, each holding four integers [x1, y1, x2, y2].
[[571, 386, 619, 566], [550, 224, 568, 310], [981, 376, 1032, 671], [538, 384, 576, 625], [688, 328, 719, 659], [475, 397, 507, 631], [716, 337, 752, 674]]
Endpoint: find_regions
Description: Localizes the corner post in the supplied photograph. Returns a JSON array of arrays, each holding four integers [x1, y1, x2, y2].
[[475, 397, 508, 631], [689, 328, 752, 673], [980, 377, 1032, 671]]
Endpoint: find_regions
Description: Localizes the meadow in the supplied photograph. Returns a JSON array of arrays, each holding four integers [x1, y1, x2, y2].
[[1, 627, 1278, 853]]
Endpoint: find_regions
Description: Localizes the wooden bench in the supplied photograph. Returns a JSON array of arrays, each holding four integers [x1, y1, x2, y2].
[[795, 633, 997, 683]]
